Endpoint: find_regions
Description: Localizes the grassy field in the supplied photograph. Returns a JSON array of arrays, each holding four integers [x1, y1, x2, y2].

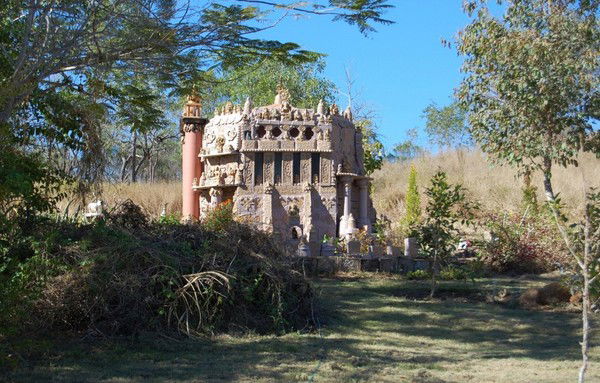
[[4, 275, 598, 383]]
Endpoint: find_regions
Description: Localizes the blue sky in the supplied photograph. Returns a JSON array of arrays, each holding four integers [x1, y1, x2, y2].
[[255, 1, 475, 152]]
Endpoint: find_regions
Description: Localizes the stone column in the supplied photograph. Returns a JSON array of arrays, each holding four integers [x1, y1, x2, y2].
[[262, 183, 274, 233], [339, 176, 353, 237], [357, 178, 371, 232]]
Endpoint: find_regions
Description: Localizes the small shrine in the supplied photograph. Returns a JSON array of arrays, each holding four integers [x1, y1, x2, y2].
[[180, 87, 376, 255]]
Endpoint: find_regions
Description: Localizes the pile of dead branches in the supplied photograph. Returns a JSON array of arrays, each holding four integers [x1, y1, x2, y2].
[[30, 201, 314, 337]]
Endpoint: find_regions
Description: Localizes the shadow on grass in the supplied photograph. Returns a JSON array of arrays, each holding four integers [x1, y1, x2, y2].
[[2, 277, 590, 383]]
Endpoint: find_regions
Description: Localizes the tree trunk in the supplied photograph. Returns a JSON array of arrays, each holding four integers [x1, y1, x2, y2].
[[542, 157, 555, 202], [131, 130, 137, 183], [120, 156, 130, 182], [429, 251, 438, 299], [579, 205, 592, 383]]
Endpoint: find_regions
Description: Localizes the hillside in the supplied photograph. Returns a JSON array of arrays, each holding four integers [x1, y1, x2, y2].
[[371, 149, 600, 229]]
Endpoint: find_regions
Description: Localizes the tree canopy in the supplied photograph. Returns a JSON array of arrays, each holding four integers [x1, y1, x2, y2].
[[457, 0, 599, 199]]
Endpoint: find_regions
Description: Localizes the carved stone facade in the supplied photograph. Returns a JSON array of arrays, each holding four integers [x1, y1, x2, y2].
[[182, 87, 376, 255]]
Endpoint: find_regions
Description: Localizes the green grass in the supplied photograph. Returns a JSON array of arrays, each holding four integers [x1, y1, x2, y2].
[[3, 275, 598, 382]]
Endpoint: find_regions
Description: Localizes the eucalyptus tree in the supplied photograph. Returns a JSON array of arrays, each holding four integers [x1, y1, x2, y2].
[[457, 0, 599, 201], [422, 101, 471, 151], [457, 1, 599, 381]]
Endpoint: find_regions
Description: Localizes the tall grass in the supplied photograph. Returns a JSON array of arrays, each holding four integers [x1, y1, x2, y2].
[[73, 149, 598, 224], [372, 149, 600, 228], [97, 182, 181, 218]]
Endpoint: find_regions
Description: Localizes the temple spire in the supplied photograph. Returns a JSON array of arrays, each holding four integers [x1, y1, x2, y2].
[[243, 97, 252, 115]]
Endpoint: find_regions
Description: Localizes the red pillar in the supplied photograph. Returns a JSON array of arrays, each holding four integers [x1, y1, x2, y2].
[[180, 95, 206, 222], [182, 131, 202, 221]]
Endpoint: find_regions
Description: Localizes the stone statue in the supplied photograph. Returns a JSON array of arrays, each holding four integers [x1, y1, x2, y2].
[[243, 97, 252, 116], [330, 103, 339, 115], [317, 99, 325, 115]]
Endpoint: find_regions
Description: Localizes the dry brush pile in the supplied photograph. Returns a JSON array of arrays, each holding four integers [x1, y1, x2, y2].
[[4, 201, 314, 338]]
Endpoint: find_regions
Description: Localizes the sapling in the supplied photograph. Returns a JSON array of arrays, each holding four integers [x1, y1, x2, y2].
[[417, 170, 477, 298]]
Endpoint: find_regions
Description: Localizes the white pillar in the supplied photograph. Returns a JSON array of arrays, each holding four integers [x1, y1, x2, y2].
[[344, 180, 352, 217], [357, 178, 370, 232], [339, 176, 354, 237]]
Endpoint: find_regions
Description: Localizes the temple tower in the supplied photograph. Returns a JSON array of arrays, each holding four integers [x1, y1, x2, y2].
[[180, 86, 376, 253]]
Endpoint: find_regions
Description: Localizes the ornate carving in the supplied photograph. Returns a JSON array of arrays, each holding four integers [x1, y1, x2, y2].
[[226, 128, 237, 141], [235, 163, 244, 184], [204, 132, 216, 144], [300, 153, 310, 182], [343, 106, 353, 121], [243, 97, 252, 116], [275, 85, 290, 104], [216, 136, 225, 152], [264, 182, 274, 194], [224, 101, 234, 114], [181, 123, 201, 134], [238, 196, 260, 214]]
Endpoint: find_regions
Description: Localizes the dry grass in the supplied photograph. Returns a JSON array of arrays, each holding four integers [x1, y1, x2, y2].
[[372, 149, 600, 230], [98, 182, 181, 218]]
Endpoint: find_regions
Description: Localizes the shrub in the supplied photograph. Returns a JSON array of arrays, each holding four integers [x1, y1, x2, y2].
[[439, 266, 469, 281], [401, 164, 421, 234], [203, 201, 234, 232], [3, 201, 314, 339], [412, 170, 478, 296], [478, 212, 569, 274], [407, 270, 431, 280]]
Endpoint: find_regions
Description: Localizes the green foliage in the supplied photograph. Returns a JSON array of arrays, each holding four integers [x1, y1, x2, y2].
[[414, 170, 478, 296], [422, 101, 470, 150], [203, 58, 335, 113], [521, 185, 540, 215], [457, 0, 600, 178], [358, 120, 385, 175], [439, 266, 469, 281], [203, 201, 234, 232], [393, 128, 424, 162], [406, 269, 431, 280], [1, 204, 313, 339], [417, 171, 477, 259], [561, 189, 600, 294], [402, 164, 422, 233]]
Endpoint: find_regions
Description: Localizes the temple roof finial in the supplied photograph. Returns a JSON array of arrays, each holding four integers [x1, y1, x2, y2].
[[243, 97, 252, 115], [274, 84, 290, 105], [344, 105, 353, 121], [317, 99, 325, 115]]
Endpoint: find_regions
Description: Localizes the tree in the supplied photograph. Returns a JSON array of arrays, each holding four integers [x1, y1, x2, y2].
[[457, 1, 599, 380], [0, 0, 394, 208], [203, 58, 336, 114], [340, 66, 385, 175], [393, 128, 425, 161], [421, 101, 470, 151], [457, 0, 599, 201], [418, 170, 477, 298], [402, 164, 421, 232], [0, 0, 393, 123]]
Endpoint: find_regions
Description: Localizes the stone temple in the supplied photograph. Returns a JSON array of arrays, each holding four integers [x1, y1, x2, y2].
[[180, 87, 376, 255]]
